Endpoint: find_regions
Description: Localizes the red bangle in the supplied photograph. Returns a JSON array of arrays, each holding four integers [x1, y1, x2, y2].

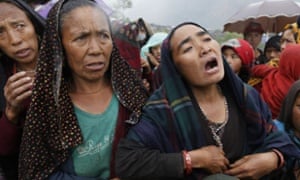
[[182, 150, 192, 175], [272, 149, 284, 169]]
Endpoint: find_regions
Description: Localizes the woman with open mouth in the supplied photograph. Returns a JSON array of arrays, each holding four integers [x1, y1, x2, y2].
[[116, 22, 300, 180]]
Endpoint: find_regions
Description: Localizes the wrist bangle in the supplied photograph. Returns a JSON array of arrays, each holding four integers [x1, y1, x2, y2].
[[272, 149, 284, 169], [182, 150, 192, 175]]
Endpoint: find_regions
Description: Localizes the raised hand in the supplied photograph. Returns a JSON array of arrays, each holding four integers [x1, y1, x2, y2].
[[4, 71, 35, 123]]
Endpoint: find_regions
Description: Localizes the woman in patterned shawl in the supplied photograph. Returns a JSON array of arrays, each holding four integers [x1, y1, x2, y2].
[[115, 22, 300, 179], [19, 0, 148, 179]]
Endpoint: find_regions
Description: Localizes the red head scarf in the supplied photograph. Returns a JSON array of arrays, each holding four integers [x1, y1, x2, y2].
[[261, 44, 300, 119]]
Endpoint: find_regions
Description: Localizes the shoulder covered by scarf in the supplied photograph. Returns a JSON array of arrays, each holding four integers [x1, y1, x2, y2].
[[18, 0, 148, 179], [127, 30, 300, 171]]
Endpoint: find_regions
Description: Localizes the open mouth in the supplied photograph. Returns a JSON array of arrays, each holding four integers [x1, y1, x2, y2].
[[205, 58, 218, 71], [87, 62, 102, 66], [15, 48, 31, 58], [86, 62, 104, 70]]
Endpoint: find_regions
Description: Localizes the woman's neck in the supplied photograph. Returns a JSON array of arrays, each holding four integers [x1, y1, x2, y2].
[[192, 84, 222, 103], [70, 78, 110, 95], [69, 78, 113, 114], [193, 84, 227, 124], [16, 61, 36, 72]]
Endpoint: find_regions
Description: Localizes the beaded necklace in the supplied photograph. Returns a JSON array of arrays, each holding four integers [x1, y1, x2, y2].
[[207, 97, 228, 150], [198, 86, 229, 150]]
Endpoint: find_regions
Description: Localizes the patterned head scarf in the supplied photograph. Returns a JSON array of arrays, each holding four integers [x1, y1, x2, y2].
[[0, 0, 45, 110], [283, 17, 300, 44], [19, 0, 148, 179]]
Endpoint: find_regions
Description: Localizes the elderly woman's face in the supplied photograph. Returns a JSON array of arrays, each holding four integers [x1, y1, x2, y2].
[[61, 6, 113, 82], [0, 2, 39, 65], [170, 24, 224, 87]]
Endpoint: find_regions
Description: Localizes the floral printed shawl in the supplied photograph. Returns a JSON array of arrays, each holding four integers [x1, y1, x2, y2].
[[19, 0, 148, 179]]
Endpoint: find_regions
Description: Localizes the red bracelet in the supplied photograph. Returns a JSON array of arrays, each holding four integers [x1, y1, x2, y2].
[[272, 149, 284, 169], [182, 150, 192, 175]]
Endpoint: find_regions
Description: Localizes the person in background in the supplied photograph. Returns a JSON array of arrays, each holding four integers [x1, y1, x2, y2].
[[243, 21, 264, 63], [221, 38, 254, 83], [140, 32, 168, 92], [273, 80, 300, 180], [280, 17, 300, 51], [140, 32, 168, 70], [0, 0, 45, 179], [249, 17, 300, 94], [263, 35, 281, 64], [136, 18, 153, 48], [248, 35, 281, 92], [18, 0, 148, 179], [112, 18, 153, 92], [115, 22, 300, 180], [251, 44, 300, 119], [112, 18, 153, 72], [249, 18, 300, 117]]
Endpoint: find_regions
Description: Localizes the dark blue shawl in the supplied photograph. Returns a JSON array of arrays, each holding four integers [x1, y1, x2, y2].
[[127, 22, 300, 178]]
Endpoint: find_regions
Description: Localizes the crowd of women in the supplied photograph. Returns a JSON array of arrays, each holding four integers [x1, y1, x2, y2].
[[0, 0, 300, 180]]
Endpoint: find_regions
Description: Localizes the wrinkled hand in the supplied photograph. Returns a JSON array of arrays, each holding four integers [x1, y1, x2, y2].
[[4, 71, 34, 123], [189, 145, 229, 174], [225, 152, 278, 180]]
